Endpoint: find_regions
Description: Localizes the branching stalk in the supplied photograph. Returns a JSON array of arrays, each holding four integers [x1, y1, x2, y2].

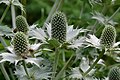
[[11, 4, 16, 29], [83, 50, 105, 77], [0, 5, 10, 23], [55, 54, 75, 80], [22, 60, 31, 79], [45, 0, 63, 24], [52, 48, 60, 80], [0, 5, 11, 80]]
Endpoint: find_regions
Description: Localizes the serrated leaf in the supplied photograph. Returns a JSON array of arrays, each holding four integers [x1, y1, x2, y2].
[[68, 37, 85, 48], [0, 25, 13, 37], [29, 27, 47, 42], [69, 67, 82, 79], [25, 57, 43, 68]]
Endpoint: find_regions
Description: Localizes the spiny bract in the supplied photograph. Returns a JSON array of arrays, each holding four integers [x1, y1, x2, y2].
[[16, 15, 29, 34], [51, 11, 67, 43], [108, 67, 120, 80], [100, 25, 116, 48], [13, 32, 29, 56]]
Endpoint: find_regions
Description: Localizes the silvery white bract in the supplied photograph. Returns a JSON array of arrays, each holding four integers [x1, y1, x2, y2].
[[0, 43, 42, 67], [15, 65, 52, 80], [0, 25, 13, 37], [92, 12, 117, 25], [0, 0, 24, 11], [86, 34, 120, 50], [29, 23, 87, 49], [69, 67, 82, 79]]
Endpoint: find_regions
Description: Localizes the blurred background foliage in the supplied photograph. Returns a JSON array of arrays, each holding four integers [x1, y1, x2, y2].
[[0, 0, 120, 79]]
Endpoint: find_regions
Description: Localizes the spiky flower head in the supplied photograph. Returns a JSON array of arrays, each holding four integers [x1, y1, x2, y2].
[[108, 67, 120, 80], [16, 15, 29, 34], [13, 32, 29, 56], [51, 11, 67, 43], [100, 25, 116, 48]]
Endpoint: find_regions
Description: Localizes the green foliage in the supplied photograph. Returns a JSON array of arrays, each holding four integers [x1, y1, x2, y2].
[[0, 0, 120, 80], [51, 11, 67, 43]]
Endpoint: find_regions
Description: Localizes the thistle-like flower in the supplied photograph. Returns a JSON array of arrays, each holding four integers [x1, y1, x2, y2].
[[51, 11, 67, 43], [108, 67, 120, 80], [13, 32, 29, 57], [86, 25, 119, 49], [29, 12, 87, 49], [100, 25, 116, 48], [16, 15, 29, 34]]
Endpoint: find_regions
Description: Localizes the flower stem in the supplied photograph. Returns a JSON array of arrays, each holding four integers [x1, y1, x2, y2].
[[22, 60, 31, 79], [0, 5, 10, 23], [0, 36, 10, 80], [9, 68, 16, 80], [107, 7, 120, 23], [55, 54, 75, 80], [0, 63, 10, 80], [11, 4, 16, 29], [62, 50, 66, 80], [21, 0, 26, 17], [83, 50, 105, 77], [44, 0, 63, 24], [52, 48, 60, 80]]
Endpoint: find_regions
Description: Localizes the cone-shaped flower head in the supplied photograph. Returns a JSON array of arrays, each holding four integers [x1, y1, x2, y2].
[[16, 15, 29, 34], [13, 32, 29, 56], [51, 11, 67, 43], [100, 25, 116, 48], [108, 67, 120, 80]]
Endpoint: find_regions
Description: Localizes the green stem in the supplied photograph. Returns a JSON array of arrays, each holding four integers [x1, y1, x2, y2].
[[21, 0, 26, 17], [45, 0, 63, 24], [62, 50, 66, 80], [0, 63, 10, 80], [9, 68, 16, 80], [22, 60, 31, 79], [52, 48, 60, 80], [83, 50, 105, 77], [107, 7, 120, 23], [55, 54, 75, 80], [0, 5, 10, 23], [11, 4, 16, 29], [0, 37, 11, 80]]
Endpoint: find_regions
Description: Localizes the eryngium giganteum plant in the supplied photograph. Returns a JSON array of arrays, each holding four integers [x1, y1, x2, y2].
[[108, 67, 120, 80], [100, 25, 116, 48], [16, 15, 29, 34], [13, 32, 29, 56], [51, 11, 67, 43]]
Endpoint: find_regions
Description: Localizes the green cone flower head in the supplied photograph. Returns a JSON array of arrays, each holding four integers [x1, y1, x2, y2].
[[100, 25, 116, 48], [51, 11, 67, 43], [13, 32, 29, 56], [108, 67, 120, 80], [16, 15, 29, 34]]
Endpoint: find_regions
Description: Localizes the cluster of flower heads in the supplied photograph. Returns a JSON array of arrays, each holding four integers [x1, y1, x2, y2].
[[0, 11, 119, 80]]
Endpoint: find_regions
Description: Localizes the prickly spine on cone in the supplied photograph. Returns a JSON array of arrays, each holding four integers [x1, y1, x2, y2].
[[13, 32, 29, 57], [51, 11, 67, 43], [16, 15, 29, 34], [108, 67, 120, 80], [100, 25, 116, 48]]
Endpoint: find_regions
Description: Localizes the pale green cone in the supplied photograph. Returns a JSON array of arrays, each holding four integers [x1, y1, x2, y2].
[[16, 15, 29, 34], [51, 11, 67, 43], [108, 67, 120, 80], [100, 25, 116, 48], [13, 32, 29, 56]]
